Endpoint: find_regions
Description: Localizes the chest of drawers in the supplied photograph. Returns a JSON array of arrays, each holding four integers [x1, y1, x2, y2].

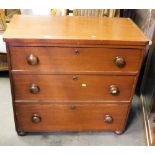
[[3, 15, 148, 136]]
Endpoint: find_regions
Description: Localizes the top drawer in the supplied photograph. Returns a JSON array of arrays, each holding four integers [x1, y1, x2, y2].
[[9, 47, 143, 74]]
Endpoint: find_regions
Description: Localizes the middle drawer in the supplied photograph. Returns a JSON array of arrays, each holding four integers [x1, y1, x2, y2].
[[13, 74, 135, 101]]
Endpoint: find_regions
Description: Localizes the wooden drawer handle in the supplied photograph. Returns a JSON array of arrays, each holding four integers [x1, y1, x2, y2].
[[109, 85, 119, 96], [27, 54, 39, 65], [29, 84, 40, 94], [115, 56, 126, 68], [104, 115, 113, 123], [32, 114, 41, 124]]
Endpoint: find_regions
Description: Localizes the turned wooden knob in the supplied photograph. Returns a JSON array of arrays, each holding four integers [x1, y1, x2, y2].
[[115, 56, 126, 68], [109, 85, 119, 96], [29, 84, 40, 94], [32, 114, 41, 124], [104, 115, 113, 123], [27, 54, 39, 65]]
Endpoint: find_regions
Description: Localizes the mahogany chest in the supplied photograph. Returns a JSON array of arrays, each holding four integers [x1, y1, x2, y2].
[[3, 15, 148, 136]]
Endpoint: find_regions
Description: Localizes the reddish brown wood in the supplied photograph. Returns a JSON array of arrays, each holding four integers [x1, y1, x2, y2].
[[3, 16, 148, 134], [12, 74, 135, 102], [3, 15, 148, 46], [6, 42, 147, 49], [15, 103, 129, 132], [9, 47, 143, 74]]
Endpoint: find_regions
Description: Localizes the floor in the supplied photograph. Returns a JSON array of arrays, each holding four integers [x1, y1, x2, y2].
[[0, 72, 145, 146]]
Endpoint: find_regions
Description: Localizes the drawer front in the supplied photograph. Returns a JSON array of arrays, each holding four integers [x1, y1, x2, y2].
[[13, 74, 135, 101], [15, 103, 129, 132], [9, 47, 142, 73]]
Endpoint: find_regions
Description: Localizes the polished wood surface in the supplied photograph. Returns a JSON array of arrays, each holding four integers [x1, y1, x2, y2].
[[13, 74, 135, 101], [9, 47, 143, 74], [3, 15, 148, 46], [15, 103, 129, 132], [3, 16, 148, 134]]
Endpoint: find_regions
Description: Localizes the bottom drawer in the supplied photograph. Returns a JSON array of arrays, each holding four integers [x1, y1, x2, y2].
[[15, 103, 129, 133]]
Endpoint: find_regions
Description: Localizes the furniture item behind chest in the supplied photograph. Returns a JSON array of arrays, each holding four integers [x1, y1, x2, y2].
[[0, 53, 8, 71], [3, 15, 148, 136], [0, 9, 6, 31], [140, 29, 155, 146]]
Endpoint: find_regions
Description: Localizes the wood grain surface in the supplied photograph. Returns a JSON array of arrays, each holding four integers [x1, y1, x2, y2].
[[3, 15, 149, 46], [12, 74, 135, 101], [3, 15, 148, 134], [15, 103, 129, 132], [9, 46, 143, 74]]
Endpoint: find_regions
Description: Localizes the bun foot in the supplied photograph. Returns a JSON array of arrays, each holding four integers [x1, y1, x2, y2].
[[114, 130, 124, 135], [17, 131, 27, 136]]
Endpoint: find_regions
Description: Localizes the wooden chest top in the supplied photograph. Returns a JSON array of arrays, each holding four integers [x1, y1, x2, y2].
[[3, 15, 148, 46]]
